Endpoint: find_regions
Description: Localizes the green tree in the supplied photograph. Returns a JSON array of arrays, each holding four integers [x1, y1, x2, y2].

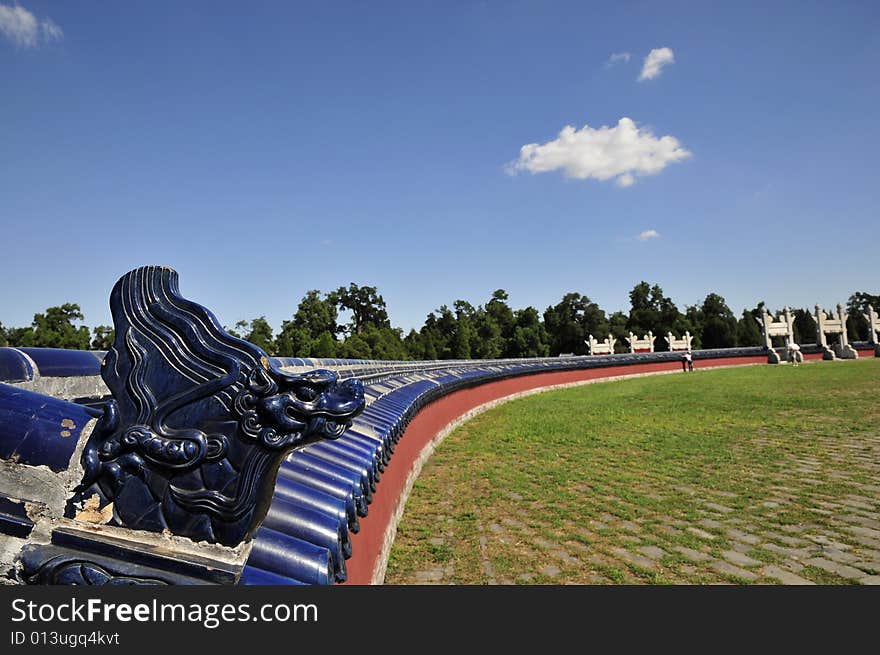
[[338, 335, 372, 359], [486, 290, 516, 356], [627, 282, 659, 334], [425, 334, 439, 359], [544, 292, 609, 355], [626, 282, 682, 351], [846, 291, 880, 314], [451, 300, 475, 359], [0, 321, 6, 347], [608, 311, 629, 353], [228, 317, 275, 354], [5, 326, 35, 347], [735, 310, 763, 347], [31, 304, 91, 349], [275, 290, 339, 356], [424, 305, 457, 359], [582, 299, 610, 341], [226, 320, 248, 339], [332, 284, 389, 336], [244, 316, 274, 355], [792, 308, 816, 345], [846, 291, 879, 341], [544, 294, 584, 355], [472, 306, 504, 358], [510, 306, 550, 357], [293, 290, 339, 339], [699, 293, 738, 349], [91, 325, 115, 350], [403, 329, 426, 360], [275, 325, 312, 357], [311, 331, 337, 358], [683, 304, 703, 345], [417, 311, 447, 359], [361, 325, 408, 360]]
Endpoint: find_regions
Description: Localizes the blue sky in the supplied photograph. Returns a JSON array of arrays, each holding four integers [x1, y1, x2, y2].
[[2, 1, 878, 334]]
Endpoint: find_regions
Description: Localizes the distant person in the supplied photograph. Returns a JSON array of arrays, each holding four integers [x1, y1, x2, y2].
[[681, 350, 693, 372], [789, 342, 801, 367]]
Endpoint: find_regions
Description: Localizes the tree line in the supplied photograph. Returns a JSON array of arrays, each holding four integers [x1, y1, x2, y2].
[[1, 284, 877, 360]]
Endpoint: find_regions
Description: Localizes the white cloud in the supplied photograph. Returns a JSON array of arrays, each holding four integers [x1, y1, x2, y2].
[[637, 229, 660, 241], [639, 47, 674, 81], [41, 17, 62, 42], [606, 52, 631, 67], [0, 3, 63, 48], [617, 173, 635, 188], [506, 117, 691, 187], [0, 4, 37, 47]]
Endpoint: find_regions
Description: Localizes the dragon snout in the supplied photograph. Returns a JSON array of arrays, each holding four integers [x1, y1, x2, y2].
[[307, 377, 365, 440], [256, 372, 365, 442], [258, 394, 308, 431], [333, 378, 366, 416]]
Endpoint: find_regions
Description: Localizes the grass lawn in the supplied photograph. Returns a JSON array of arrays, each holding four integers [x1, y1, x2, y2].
[[385, 359, 880, 585]]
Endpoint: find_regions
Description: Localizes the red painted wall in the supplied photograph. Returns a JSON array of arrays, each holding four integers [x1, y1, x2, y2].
[[342, 354, 769, 584]]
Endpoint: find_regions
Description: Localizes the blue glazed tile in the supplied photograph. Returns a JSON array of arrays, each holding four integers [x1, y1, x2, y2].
[[262, 497, 348, 581], [19, 348, 103, 378], [238, 567, 307, 585], [0, 348, 33, 383], [278, 465, 366, 516], [246, 527, 333, 585], [0, 383, 101, 471], [272, 476, 357, 533], [304, 441, 375, 471], [0, 494, 35, 538], [310, 439, 380, 468], [297, 450, 375, 493], [287, 455, 371, 503]]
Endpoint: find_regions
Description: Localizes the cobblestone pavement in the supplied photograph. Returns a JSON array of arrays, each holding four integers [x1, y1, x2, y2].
[[394, 424, 880, 585]]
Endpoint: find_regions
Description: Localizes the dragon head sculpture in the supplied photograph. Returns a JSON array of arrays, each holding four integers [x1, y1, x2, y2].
[[68, 266, 365, 547]]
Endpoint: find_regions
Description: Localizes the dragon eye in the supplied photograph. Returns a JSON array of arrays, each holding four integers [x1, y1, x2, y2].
[[295, 387, 318, 402]]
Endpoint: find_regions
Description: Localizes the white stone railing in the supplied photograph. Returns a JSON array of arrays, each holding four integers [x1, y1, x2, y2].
[[815, 304, 858, 360], [864, 305, 879, 345], [760, 307, 800, 364], [626, 331, 654, 353], [664, 331, 693, 352], [586, 334, 616, 355]]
